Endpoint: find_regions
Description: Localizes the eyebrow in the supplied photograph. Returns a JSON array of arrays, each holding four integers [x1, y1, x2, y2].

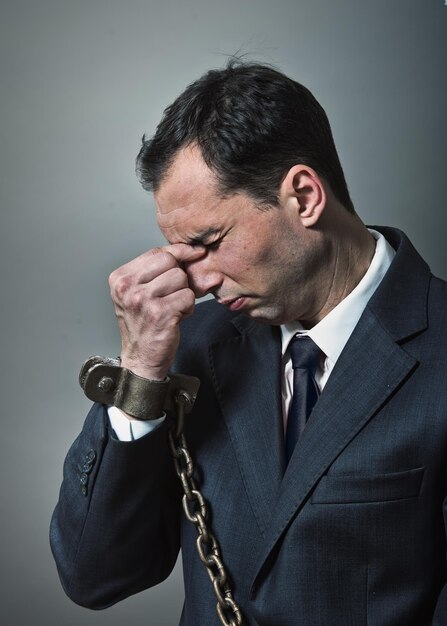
[[185, 227, 222, 246]]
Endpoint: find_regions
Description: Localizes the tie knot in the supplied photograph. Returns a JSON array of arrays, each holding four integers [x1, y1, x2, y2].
[[288, 335, 321, 371]]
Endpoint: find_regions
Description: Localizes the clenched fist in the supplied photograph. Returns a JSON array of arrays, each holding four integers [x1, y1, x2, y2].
[[109, 243, 206, 381]]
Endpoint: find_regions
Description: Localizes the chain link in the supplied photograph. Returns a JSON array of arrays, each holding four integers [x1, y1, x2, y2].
[[169, 393, 244, 626]]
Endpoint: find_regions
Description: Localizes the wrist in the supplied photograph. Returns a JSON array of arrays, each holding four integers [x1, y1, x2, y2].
[[119, 358, 169, 382]]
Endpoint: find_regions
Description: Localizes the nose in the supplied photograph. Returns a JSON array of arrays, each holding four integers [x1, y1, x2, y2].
[[184, 255, 224, 298]]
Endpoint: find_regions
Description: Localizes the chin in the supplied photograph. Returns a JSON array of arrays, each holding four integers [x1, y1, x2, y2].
[[245, 307, 285, 326]]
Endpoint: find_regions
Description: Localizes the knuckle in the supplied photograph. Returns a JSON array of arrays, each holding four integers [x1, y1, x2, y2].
[[149, 299, 165, 324], [110, 274, 131, 301], [149, 246, 164, 256], [158, 249, 177, 269], [108, 267, 121, 289], [127, 289, 143, 310]]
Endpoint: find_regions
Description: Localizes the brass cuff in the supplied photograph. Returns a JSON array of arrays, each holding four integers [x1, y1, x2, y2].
[[79, 356, 200, 421]]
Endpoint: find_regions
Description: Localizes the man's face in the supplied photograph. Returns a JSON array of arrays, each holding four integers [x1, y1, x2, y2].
[[155, 145, 327, 325]]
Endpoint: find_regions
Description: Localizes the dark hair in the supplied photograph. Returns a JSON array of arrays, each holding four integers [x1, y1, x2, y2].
[[136, 60, 354, 213]]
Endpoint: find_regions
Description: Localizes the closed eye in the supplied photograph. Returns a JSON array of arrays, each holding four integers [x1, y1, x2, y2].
[[205, 238, 223, 251]]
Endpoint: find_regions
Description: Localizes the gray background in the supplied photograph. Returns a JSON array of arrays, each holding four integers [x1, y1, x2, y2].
[[1, 0, 446, 624]]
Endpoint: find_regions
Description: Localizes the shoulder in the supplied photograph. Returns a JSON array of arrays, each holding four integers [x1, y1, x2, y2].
[[427, 275, 447, 324], [429, 274, 447, 297]]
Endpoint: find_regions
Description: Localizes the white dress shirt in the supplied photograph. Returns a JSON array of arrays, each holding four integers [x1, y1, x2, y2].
[[110, 229, 395, 441]]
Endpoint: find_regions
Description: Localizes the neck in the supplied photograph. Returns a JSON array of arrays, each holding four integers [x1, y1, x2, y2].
[[301, 211, 376, 328]]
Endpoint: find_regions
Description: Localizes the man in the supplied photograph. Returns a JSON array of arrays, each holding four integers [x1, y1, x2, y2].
[[50, 62, 447, 625]]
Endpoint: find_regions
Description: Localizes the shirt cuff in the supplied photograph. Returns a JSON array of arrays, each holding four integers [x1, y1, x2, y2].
[[107, 405, 166, 441]]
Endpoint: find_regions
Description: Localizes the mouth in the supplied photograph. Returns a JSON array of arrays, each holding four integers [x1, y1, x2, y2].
[[217, 296, 247, 312]]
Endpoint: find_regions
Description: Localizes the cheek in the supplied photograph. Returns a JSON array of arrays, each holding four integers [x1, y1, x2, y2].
[[213, 245, 257, 280], [234, 242, 266, 270], [234, 247, 277, 283], [217, 248, 246, 274]]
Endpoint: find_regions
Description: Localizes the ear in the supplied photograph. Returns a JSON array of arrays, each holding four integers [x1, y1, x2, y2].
[[278, 165, 327, 227]]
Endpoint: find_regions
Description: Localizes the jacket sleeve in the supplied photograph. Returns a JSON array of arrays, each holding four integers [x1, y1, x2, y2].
[[49, 402, 181, 609]]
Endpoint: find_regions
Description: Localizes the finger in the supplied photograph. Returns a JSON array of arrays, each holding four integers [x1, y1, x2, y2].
[[110, 248, 180, 294], [128, 287, 195, 332], [133, 244, 206, 284], [117, 267, 188, 307], [126, 244, 205, 284], [164, 243, 206, 264], [161, 287, 196, 317], [147, 266, 189, 298], [109, 244, 206, 305]]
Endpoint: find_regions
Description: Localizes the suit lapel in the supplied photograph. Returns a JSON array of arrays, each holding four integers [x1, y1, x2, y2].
[[209, 317, 284, 536]]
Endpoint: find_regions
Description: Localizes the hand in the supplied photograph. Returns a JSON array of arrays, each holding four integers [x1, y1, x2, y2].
[[109, 244, 206, 381]]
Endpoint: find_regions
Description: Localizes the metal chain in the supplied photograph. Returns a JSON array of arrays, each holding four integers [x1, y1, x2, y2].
[[169, 392, 244, 626]]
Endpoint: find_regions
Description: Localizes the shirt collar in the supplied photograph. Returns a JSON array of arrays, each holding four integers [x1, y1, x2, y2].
[[281, 229, 395, 364]]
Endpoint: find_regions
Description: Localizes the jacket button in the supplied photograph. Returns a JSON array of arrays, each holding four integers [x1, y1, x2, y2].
[[81, 485, 87, 497], [80, 472, 88, 486], [85, 450, 96, 464]]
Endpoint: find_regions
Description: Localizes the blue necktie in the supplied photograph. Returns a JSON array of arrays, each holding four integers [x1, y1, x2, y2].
[[285, 335, 321, 465]]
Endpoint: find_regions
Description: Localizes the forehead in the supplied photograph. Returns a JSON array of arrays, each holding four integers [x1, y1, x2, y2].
[[155, 144, 222, 235]]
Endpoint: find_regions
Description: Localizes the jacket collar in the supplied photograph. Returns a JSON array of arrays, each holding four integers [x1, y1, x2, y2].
[[366, 226, 430, 342]]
